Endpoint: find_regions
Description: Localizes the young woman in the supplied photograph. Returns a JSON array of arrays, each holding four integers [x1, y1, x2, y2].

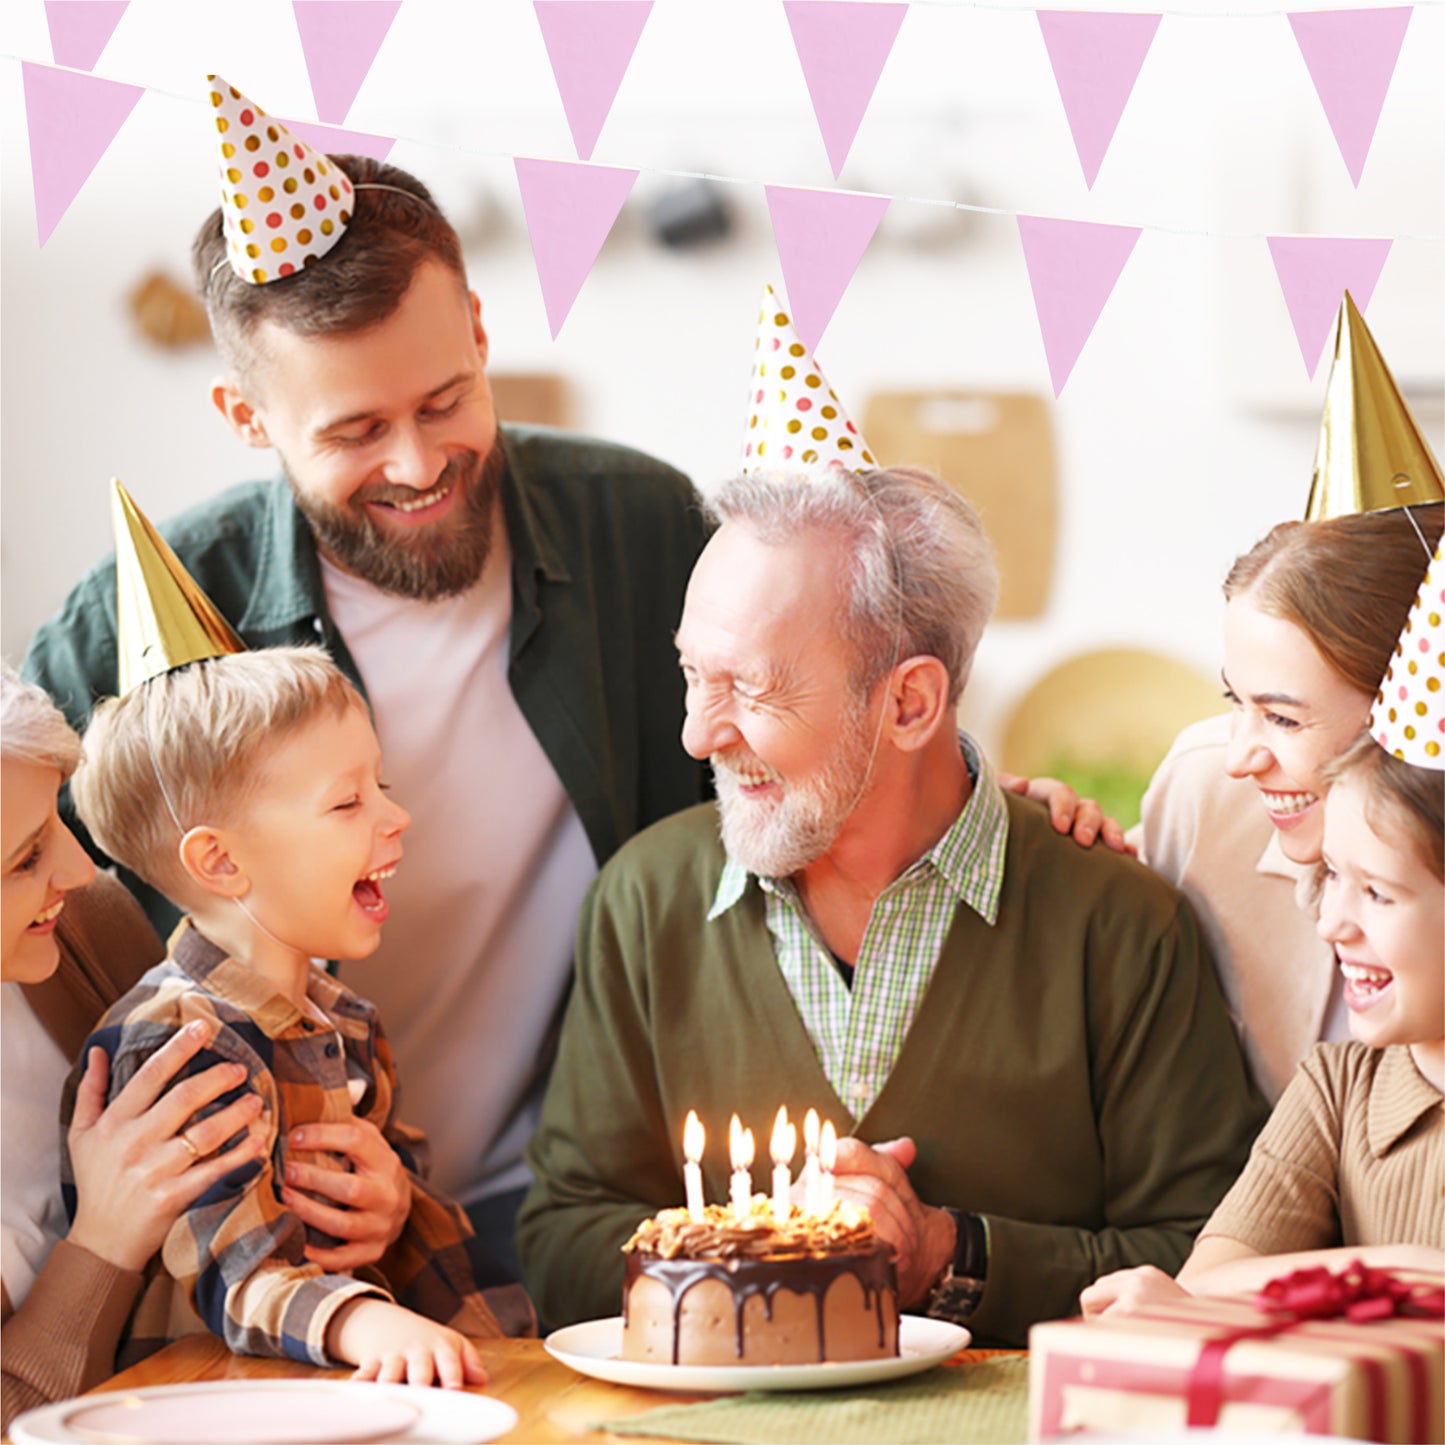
[[1137, 504, 1442, 1102]]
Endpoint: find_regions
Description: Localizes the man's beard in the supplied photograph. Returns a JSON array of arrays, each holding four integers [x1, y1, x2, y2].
[[288, 446, 505, 601], [712, 697, 878, 879]]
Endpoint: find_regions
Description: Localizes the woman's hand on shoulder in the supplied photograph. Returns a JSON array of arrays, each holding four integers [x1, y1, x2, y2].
[[67, 1020, 266, 1273], [997, 774, 1134, 855]]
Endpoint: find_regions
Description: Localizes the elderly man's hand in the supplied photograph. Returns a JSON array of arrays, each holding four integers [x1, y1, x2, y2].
[[830, 1137, 956, 1309], [282, 1119, 412, 1270]]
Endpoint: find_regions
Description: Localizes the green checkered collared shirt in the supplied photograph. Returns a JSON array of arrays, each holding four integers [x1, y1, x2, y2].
[[708, 733, 1009, 1122]]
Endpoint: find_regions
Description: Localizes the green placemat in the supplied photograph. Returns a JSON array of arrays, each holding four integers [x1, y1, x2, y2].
[[596, 1355, 1029, 1445]]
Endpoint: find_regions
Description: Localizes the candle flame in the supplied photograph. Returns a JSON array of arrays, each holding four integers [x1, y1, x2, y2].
[[770, 1107, 796, 1165], [804, 1107, 820, 1152], [729, 1114, 755, 1172], [684, 1110, 705, 1164], [820, 1119, 837, 1171]]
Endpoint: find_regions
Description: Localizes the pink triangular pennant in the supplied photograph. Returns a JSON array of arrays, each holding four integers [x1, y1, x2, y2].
[[293, 1, 402, 124], [1287, 7, 1412, 186], [766, 186, 889, 353], [514, 158, 638, 338], [533, 1, 653, 161], [279, 116, 396, 164], [783, 1, 908, 178], [21, 62, 142, 245], [1037, 11, 1161, 189], [44, 1, 128, 71], [1267, 236, 1392, 375], [1016, 215, 1141, 396]]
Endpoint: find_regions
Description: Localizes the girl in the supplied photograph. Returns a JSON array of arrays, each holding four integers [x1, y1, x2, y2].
[[1082, 731, 1444, 1314]]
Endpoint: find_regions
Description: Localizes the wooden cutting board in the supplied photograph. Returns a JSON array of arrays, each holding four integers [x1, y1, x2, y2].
[[862, 391, 1056, 621]]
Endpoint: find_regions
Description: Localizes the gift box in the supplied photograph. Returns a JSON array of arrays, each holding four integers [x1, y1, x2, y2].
[[1028, 1271, 1444, 1443]]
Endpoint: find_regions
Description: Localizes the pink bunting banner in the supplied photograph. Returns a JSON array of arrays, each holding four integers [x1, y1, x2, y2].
[[21, 61, 142, 246], [514, 157, 638, 338], [783, 1, 908, 179], [293, 0, 402, 124], [280, 116, 397, 165], [1267, 236, 1392, 375], [1287, 7, 1412, 187], [45, 0, 128, 71], [533, 1, 653, 162], [1017, 215, 1141, 396], [766, 185, 889, 354], [1037, 10, 1161, 189]]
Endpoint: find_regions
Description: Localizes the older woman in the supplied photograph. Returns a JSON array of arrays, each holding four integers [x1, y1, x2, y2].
[[1137, 504, 1442, 1102], [1, 667, 272, 1428]]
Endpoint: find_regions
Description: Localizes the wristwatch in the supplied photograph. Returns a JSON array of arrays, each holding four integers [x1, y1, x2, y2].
[[926, 1209, 988, 1322]]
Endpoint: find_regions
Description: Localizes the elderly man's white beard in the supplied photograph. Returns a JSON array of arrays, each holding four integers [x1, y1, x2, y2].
[[712, 699, 877, 879]]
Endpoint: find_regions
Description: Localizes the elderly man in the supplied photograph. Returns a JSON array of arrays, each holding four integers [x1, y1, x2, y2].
[[24, 113, 710, 1282], [516, 465, 1266, 1345]]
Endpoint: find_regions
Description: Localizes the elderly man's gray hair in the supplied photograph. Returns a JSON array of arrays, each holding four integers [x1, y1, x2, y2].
[[707, 467, 999, 706]]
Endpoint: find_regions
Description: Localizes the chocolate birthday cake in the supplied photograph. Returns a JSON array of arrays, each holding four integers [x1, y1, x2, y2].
[[620, 1201, 899, 1366]]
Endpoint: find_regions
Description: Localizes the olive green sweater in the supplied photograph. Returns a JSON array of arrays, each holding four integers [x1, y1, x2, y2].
[[517, 797, 1267, 1346]]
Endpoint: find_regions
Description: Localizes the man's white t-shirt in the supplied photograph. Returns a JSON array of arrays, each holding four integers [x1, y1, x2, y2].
[[321, 515, 596, 1206]]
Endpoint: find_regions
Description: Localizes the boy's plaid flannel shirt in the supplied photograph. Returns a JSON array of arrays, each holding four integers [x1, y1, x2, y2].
[[61, 920, 497, 1367]]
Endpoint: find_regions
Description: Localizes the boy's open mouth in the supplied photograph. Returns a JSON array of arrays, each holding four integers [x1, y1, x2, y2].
[[352, 864, 397, 916]]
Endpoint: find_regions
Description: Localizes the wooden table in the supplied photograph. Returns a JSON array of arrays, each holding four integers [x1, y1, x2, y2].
[[19, 1335, 1006, 1444]]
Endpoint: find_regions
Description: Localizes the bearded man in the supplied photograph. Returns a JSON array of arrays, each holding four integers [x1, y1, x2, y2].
[[23, 153, 711, 1282], [516, 465, 1266, 1346]]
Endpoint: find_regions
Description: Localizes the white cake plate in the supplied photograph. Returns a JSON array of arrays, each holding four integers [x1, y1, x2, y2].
[[544, 1314, 971, 1392]]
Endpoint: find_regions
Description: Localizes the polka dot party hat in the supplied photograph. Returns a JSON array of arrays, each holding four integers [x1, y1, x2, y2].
[[741, 284, 876, 476], [209, 75, 353, 284], [1370, 541, 1444, 767]]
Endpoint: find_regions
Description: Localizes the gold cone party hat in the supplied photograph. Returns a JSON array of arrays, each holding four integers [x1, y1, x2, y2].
[[1370, 542, 1445, 767], [112, 480, 244, 697], [1304, 292, 1445, 522], [741, 285, 877, 476], [209, 75, 354, 285]]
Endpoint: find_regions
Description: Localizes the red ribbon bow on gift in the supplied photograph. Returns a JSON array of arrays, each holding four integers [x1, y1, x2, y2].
[[1253, 1260, 1445, 1325], [1187, 1260, 1445, 1429]]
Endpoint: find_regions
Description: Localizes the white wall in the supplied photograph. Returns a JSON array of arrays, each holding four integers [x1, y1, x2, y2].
[[3, 0, 1442, 759]]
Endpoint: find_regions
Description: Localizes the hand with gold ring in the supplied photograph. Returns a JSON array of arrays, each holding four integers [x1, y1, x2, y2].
[[67, 1020, 267, 1273]]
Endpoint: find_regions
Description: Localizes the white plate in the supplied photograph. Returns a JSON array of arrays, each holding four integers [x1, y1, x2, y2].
[[544, 1314, 970, 1392], [10, 1379, 518, 1445]]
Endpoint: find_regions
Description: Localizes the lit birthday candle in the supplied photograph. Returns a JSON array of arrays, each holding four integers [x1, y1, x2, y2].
[[683, 1110, 706, 1221], [770, 1107, 796, 1222], [802, 1108, 821, 1215], [729, 1114, 755, 1220], [819, 1120, 838, 1211]]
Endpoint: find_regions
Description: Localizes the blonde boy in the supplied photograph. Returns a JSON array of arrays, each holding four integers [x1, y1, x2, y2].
[[65, 647, 499, 1384]]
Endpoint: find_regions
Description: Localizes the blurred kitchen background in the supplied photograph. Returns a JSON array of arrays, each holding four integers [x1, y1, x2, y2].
[[3, 0, 1442, 822]]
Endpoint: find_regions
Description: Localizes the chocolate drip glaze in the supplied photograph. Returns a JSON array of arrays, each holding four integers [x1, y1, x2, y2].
[[623, 1247, 897, 1365]]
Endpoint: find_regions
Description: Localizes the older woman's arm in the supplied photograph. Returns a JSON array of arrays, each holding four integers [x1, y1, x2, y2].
[[1, 1028, 262, 1433], [2, 1242, 144, 1433]]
